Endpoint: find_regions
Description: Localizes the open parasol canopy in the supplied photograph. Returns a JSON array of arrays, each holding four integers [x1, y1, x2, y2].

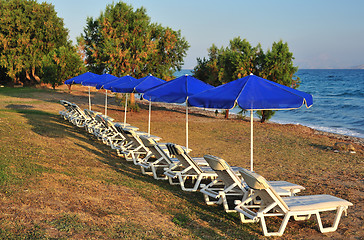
[[188, 74, 313, 171]]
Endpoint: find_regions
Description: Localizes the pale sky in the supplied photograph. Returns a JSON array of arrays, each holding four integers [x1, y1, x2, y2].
[[44, 0, 364, 69]]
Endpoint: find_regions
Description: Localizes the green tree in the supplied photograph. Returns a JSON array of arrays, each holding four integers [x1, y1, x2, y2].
[[193, 38, 298, 122], [0, 0, 71, 86], [219, 37, 262, 82], [80, 1, 189, 80], [41, 46, 86, 89], [258, 40, 300, 122], [193, 44, 221, 86]]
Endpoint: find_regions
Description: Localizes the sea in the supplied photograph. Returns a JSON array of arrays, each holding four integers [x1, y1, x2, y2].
[[175, 69, 364, 139]]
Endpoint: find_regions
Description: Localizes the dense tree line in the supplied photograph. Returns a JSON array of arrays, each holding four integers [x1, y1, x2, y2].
[[0, 0, 84, 87], [0, 0, 298, 117], [193, 37, 299, 122]]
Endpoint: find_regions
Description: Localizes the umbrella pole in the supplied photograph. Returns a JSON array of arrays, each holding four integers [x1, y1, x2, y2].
[[186, 103, 189, 151], [105, 90, 108, 116], [124, 93, 128, 127], [148, 101, 151, 136], [88, 87, 91, 110], [250, 110, 254, 171]]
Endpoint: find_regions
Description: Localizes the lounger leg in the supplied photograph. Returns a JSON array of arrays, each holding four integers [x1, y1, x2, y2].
[[151, 166, 168, 180], [260, 214, 291, 237], [293, 214, 311, 221], [203, 194, 220, 205], [315, 207, 345, 233], [220, 192, 233, 212], [239, 213, 257, 223], [178, 175, 187, 191], [192, 176, 203, 191], [168, 176, 180, 185], [140, 166, 153, 176]]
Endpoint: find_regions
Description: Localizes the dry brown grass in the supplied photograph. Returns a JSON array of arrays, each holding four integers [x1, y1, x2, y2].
[[0, 85, 362, 239]]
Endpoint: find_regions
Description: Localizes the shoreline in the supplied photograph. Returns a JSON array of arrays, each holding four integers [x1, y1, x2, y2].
[[136, 99, 364, 147]]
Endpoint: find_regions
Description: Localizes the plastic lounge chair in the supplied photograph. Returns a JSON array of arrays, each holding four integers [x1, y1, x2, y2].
[[59, 100, 73, 120], [93, 115, 132, 148], [137, 136, 206, 180], [234, 168, 353, 236], [59, 101, 81, 123], [83, 109, 104, 134], [164, 143, 221, 192], [92, 114, 117, 143], [137, 135, 175, 180], [201, 155, 305, 212], [117, 128, 157, 164], [60, 102, 89, 128]]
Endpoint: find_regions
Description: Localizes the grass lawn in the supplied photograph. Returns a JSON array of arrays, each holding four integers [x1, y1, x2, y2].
[[0, 85, 362, 239]]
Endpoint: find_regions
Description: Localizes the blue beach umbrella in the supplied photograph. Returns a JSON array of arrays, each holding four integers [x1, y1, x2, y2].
[[143, 75, 214, 149], [96, 75, 137, 90], [188, 74, 313, 171], [64, 72, 98, 85], [111, 74, 166, 134], [96, 75, 137, 125], [82, 73, 118, 87], [64, 72, 99, 110], [81, 73, 118, 115], [111, 74, 165, 93]]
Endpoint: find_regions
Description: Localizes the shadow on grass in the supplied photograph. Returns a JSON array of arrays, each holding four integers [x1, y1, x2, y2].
[[72, 133, 258, 239], [4, 101, 257, 238]]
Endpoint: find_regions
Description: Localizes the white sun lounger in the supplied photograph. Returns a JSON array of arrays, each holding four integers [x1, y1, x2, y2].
[[83, 109, 104, 134], [138, 136, 207, 180], [59, 100, 73, 120], [59, 101, 91, 128], [164, 144, 228, 192], [234, 168, 353, 236], [59, 101, 82, 124], [201, 155, 305, 212], [116, 128, 162, 164]]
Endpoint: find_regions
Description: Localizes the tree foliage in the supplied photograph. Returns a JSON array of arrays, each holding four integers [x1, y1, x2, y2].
[[41, 46, 86, 89], [79, 1, 189, 79], [193, 38, 299, 122], [0, 0, 78, 86]]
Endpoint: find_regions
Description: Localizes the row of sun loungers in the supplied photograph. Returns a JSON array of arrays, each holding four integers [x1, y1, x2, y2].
[[59, 100, 352, 237]]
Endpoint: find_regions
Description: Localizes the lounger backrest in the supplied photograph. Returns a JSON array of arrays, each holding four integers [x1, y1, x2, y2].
[[104, 118, 118, 133], [59, 100, 67, 106], [123, 129, 143, 148], [140, 136, 171, 163], [95, 114, 106, 126], [60, 100, 73, 114], [84, 110, 103, 123], [83, 109, 94, 118], [60, 100, 72, 106], [204, 155, 243, 192], [239, 168, 289, 211], [166, 143, 202, 174], [72, 104, 86, 118], [114, 123, 124, 134]]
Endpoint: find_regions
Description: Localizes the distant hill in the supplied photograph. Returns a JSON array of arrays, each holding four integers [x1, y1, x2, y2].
[[352, 64, 364, 69]]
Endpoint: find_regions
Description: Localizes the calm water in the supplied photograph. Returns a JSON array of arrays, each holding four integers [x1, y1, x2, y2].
[[175, 69, 364, 138]]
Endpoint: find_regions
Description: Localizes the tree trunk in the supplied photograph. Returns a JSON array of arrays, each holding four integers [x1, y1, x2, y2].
[[32, 67, 41, 83], [225, 109, 229, 119], [25, 70, 31, 81], [130, 93, 135, 104], [260, 110, 266, 123]]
